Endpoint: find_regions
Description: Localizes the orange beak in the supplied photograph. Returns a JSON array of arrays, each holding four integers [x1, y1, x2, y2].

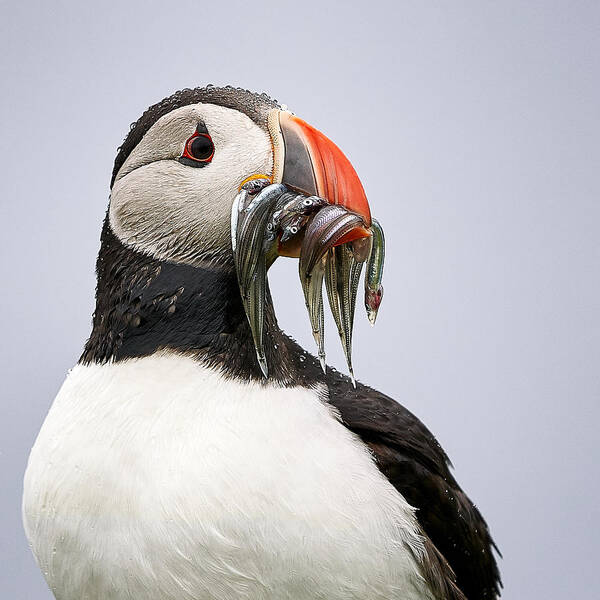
[[268, 110, 371, 255]]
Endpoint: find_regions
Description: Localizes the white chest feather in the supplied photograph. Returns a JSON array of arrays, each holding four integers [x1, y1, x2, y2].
[[23, 353, 432, 600]]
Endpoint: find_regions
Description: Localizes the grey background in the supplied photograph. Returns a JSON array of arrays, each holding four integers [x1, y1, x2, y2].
[[1, 1, 598, 598]]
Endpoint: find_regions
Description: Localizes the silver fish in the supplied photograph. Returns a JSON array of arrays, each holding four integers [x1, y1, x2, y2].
[[325, 244, 364, 387], [241, 177, 271, 195], [244, 258, 268, 377], [232, 182, 384, 382], [299, 205, 367, 375], [280, 214, 308, 243], [230, 190, 246, 253], [364, 218, 385, 325], [235, 184, 286, 295], [299, 205, 366, 275], [300, 254, 327, 372], [232, 184, 286, 376], [272, 195, 327, 243]]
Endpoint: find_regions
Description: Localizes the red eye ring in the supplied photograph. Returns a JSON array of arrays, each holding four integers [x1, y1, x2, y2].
[[182, 131, 215, 163]]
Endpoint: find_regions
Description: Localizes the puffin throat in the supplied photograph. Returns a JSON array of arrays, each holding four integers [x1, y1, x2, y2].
[[80, 218, 300, 382]]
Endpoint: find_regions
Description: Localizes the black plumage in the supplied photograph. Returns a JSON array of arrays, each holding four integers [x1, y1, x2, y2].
[[326, 372, 502, 599]]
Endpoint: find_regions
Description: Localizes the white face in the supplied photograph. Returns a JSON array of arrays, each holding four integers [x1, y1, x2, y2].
[[110, 103, 273, 267]]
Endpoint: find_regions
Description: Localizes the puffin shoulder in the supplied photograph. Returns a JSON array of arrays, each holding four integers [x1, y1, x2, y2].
[[324, 369, 502, 600]]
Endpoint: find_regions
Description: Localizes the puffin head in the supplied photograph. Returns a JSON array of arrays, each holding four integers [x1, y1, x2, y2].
[[109, 86, 371, 268], [84, 86, 381, 383]]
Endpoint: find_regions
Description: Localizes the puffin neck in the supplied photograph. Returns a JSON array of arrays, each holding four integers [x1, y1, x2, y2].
[[79, 218, 305, 383]]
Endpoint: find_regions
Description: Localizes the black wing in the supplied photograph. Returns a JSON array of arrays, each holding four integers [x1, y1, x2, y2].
[[326, 369, 502, 600]]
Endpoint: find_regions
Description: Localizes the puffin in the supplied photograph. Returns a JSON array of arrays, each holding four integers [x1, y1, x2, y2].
[[23, 86, 501, 600]]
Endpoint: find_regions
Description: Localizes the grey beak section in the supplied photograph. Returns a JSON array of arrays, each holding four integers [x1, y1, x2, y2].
[[277, 117, 318, 198]]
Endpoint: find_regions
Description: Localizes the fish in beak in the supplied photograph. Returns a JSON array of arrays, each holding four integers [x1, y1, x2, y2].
[[232, 109, 385, 384], [269, 110, 372, 256]]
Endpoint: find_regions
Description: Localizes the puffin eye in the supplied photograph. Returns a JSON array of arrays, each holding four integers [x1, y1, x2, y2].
[[180, 129, 214, 167], [187, 134, 214, 161]]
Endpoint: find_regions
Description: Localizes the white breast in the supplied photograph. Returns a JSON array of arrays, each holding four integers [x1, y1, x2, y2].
[[23, 352, 433, 600]]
